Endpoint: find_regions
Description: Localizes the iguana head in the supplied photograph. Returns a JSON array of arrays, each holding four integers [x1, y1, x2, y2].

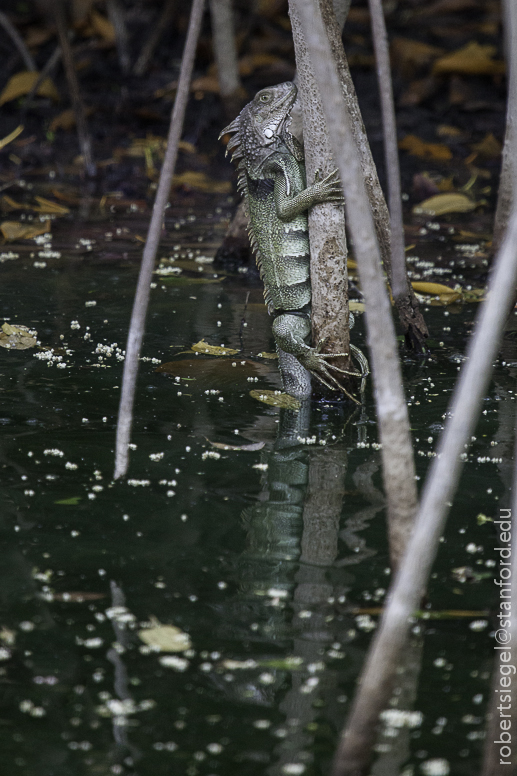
[[220, 82, 303, 178]]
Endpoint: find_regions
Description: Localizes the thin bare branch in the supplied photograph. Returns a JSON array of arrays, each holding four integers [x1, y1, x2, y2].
[[288, 0, 417, 570], [0, 11, 37, 71], [107, 0, 131, 74], [50, 0, 95, 176], [22, 44, 62, 115], [114, 0, 205, 480], [133, 0, 176, 77], [368, 0, 407, 301], [333, 206, 517, 775]]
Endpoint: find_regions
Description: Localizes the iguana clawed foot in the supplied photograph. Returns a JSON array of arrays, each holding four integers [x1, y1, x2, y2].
[[297, 339, 367, 405], [311, 168, 344, 205]]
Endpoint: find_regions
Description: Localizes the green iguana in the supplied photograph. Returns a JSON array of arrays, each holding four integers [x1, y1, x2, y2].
[[220, 81, 368, 401]]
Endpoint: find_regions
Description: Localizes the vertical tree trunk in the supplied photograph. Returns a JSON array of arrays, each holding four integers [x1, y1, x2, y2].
[[322, 6, 428, 350], [209, 0, 243, 118], [289, 0, 353, 396], [368, 0, 407, 302], [494, 0, 517, 250]]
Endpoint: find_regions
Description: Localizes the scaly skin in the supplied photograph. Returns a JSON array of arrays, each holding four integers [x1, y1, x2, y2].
[[220, 82, 369, 401]]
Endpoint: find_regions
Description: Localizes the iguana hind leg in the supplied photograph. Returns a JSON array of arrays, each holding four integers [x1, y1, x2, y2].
[[272, 313, 361, 404]]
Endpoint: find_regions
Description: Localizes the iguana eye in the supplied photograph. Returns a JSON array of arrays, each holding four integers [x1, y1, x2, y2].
[[259, 93, 271, 102]]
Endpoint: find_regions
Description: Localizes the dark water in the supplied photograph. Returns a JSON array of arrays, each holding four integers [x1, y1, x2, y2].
[[0, 205, 514, 776]]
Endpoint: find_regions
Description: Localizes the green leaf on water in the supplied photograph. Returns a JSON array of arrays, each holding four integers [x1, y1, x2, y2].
[[55, 496, 82, 505], [250, 389, 300, 410]]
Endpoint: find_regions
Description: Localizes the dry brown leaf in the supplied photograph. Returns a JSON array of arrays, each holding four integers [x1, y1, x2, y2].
[[433, 42, 505, 77], [237, 53, 286, 76], [436, 124, 466, 139], [0, 323, 37, 350], [89, 10, 116, 42], [190, 75, 220, 93], [49, 108, 76, 132], [1, 220, 51, 241], [33, 197, 70, 215], [191, 340, 239, 356], [412, 193, 477, 216], [390, 38, 444, 78], [470, 132, 502, 159], [399, 134, 453, 161], [0, 125, 24, 150], [0, 72, 59, 106], [172, 171, 231, 194], [0, 195, 31, 211]]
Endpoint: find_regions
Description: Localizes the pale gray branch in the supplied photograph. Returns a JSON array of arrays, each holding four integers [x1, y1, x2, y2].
[[0, 11, 36, 71], [114, 0, 205, 480]]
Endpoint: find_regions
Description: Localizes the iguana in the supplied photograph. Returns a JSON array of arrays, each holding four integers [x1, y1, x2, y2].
[[220, 81, 368, 401]]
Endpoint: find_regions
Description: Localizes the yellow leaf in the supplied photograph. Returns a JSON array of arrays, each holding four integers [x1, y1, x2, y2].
[[399, 134, 452, 161], [0, 72, 59, 106], [433, 42, 505, 77], [1, 220, 51, 240], [90, 10, 116, 42], [349, 301, 366, 313], [347, 258, 358, 269], [138, 617, 191, 652], [250, 389, 300, 410], [411, 282, 458, 296], [257, 351, 278, 359], [191, 340, 239, 356], [49, 108, 76, 132], [0, 125, 23, 150], [413, 193, 477, 216], [0, 323, 37, 350], [33, 196, 70, 215], [1, 195, 31, 211], [411, 282, 461, 304], [191, 75, 221, 93], [470, 132, 502, 159], [172, 171, 232, 194]]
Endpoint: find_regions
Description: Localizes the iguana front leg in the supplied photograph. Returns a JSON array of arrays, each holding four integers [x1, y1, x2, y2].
[[274, 169, 343, 220], [272, 313, 362, 404]]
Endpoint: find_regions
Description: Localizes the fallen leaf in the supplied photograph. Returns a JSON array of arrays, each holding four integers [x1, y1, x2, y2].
[[171, 171, 232, 194], [1, 220, 51, 240], [250, 389, 300, 410], [349, 301, 366, 313], [0, 125, 24, 150], [190, 75, 221, 93], [433, 42, 505, 77], [90, 10, 116, 42], [55, 496, 82, 505], [49, 107, 93, 132], [390, 37, 444, 78], [411, 282, 461, 304], [399, 134, 453, 161], [33, 196, 70, 215], [52, 592, 106, 602], [138, 617, 191, 652], [0, 195, 31, 211], [257, 351, 278, 359], [0, 322, 37, 350], [412, 192, 477, 216], [160, 275, 222, 285], [191, 340, 239, 356], [436, 124, 466, 139], [0, 72, 59, 106], [207, 438, 265, 451], [470, 132, 502, 159]]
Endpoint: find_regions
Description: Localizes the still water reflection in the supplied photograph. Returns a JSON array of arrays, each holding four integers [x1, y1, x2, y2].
[[0, 232, 513, 775]]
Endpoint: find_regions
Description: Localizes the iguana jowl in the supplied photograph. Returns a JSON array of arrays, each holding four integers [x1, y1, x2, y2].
[[220, 82, 368, 400]]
